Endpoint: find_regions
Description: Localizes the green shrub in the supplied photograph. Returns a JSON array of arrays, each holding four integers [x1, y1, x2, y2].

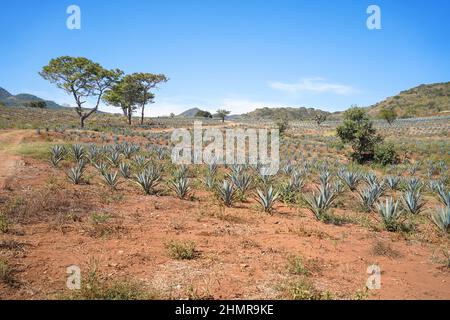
[[374, 143, 399, 166]]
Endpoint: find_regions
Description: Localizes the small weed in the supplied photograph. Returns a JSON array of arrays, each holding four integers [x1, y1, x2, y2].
[[280, 277, 334, 300], [371, 240, 401, 258], [0, 259, 16, 286], [165, 240, 199, 260]]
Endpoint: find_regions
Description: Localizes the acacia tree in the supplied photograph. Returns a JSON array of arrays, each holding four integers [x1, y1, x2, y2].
[[216, 109, 231, 122], [314, 114, 327, 126], [336, 106, 382, 163], [103, 75, 142, 125], [133, 73, 168, 125], [379, 106, 397, 125], [40, 56, 122, 128]]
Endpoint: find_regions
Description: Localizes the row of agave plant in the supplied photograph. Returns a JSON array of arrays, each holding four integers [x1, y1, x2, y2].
[[50, 144, 450, 233]]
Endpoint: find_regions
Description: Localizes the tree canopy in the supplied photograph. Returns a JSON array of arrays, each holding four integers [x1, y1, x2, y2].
[[216, 109, 231, 122], [40, 56, 122, 128], [379, 106, 397, 125], [336, 107, 382, 163]]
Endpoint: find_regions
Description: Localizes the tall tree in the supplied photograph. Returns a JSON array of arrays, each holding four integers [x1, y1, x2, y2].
[[103, 75, 142, 125], [40, 56, 122, 128], [132, 73, 168, 125], [216, 109, 231, 123]]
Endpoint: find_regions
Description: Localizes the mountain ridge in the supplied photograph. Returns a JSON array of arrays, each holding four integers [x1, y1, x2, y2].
[[0, 86, 64, 109]]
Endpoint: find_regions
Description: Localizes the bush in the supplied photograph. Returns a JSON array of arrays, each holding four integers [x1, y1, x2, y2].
[[165, 240, 198, 260], [374, 143, 399, 166], [336, 107, 382, 163]]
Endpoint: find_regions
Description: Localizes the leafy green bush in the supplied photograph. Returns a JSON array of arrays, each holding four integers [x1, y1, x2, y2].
[[374, 143, 399, 166]]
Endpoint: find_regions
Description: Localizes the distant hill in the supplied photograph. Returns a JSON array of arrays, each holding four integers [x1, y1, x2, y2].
[[239, 107, 330, 120], [177, 108, 203, 117], [367, 82, 450, 118], [0, 86, 64, 109]]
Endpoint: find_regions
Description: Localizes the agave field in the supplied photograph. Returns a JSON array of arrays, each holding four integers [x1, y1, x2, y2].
[[0, 113, 449, 300]]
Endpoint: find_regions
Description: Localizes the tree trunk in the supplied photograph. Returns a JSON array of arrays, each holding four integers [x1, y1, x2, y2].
[[141, 105, 145, 125], [128, 110, 132, 125], [80, 116, 85, 129]]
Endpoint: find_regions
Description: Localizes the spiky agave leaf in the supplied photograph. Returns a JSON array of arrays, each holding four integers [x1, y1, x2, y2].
[[107, 150, 121, 167], [432, 206, 450, 233], [405, 177, 422, 193], [216, 180, 236, 207], [71, 144, 85, 162], [134, 167, 162, 195], [118, 162, 132, 179], [255, 186, 279, 213], [357, 182, 385, 212], [385, 176, 401, 191], [133, 155, 149, 169], [376, 197, 402, 232], [436, 184, 450, 206], [230, 172, 253, 200], [338, 169, 361, 191], [50, 145, 66, 167], [402, 190, 424, 215], [67, 165, 84, 184], [102, 170, 119, 189], [304, 185, 338, 220], [170, 176, 191, 199]]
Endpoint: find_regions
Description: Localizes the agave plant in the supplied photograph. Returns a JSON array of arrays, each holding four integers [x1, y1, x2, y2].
[[376, 197, 402, 232], [134, 155, 149, 169], [319, 169, 332, 188], [88, 144, 100, 161], [405, 177, 422, 193], [170, 176, 191, 199], [282, 163, 295, 176], [134, 167, 162, 195], [71, 144, 85, 162], [102, 171, 119, 189], [338, 169, 361, 191], [122, 144, 139, 159], [358, 182, 384, 212], [385, 176, 401, 191], [230, 172, 253, 200], [216, 180, 236, 207], [255, 186, 279, 213], [50, 145, 66, 167], [304, 185, 338, 220], [432, 206, 450, 233], [407, 161, 421, 175], [154, 146, 168, 160], [107, 151, 121, 167], [67, 166, 84, 184], [173, 165, 188, 180], [206, 162, 218, 177], [93, 161, 108, 174], [231, 164, 244, 176], [333, 180, 345, 194], [436, 184, 450, 206], [118, 162, 132, 179], [289, 172, 305, 191], [364, 172, 379, 187], [402, 190, 424, 215], [428, 180, 442, 193]]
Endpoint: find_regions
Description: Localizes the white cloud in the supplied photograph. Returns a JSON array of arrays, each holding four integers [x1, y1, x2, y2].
[[269, 77, 359, 95]]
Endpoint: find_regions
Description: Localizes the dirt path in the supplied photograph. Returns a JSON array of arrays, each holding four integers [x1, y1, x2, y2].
[[0, 130, 28, 189]]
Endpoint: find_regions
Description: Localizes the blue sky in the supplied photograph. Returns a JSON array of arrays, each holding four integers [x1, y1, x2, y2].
[[0, 0, 449, 116]]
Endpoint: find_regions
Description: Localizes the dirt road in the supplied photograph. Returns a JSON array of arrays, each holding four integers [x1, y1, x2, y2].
[[0, 130, 27, 189]]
